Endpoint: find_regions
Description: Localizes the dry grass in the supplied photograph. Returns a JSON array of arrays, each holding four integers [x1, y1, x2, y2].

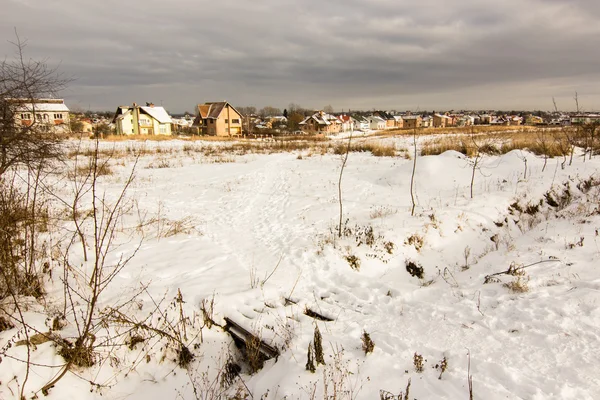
[[332, 141, 398, 157], [504, 276, 530, 293], [420, 128, 571, 158], [103, 134, 180, 142], [375, 124, 536, 138], [70, 161, 114, 178]]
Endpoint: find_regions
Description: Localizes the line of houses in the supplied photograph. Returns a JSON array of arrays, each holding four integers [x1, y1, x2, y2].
[[7, 97, 600, 137], [296, 110, 550, 134]]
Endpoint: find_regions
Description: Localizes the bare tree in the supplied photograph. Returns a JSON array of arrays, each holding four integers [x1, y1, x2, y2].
[[0, 31, 69, 176], [410, 128, 418, 216], [338, 134, 352, 238]]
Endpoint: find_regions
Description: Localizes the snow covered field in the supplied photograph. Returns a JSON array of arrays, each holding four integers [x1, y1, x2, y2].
[[2, 136, 600, 399]]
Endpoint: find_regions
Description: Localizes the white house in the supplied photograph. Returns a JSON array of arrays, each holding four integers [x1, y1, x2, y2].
[[353, 116, 370, 131], [367, 116, 386, 131], [10, 98, 71, 134]]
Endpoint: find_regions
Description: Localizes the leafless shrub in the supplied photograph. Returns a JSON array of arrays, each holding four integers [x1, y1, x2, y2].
[[504, 276, 530, 293], [345, 254, 361, 270], [314, 324, 325, 366], [405, 234, 424, 252], [406, 260, 424, 279], [369, 205, 396, 219], [435, 356, 448, 379], [413, 352, 425, 373], [361, 331, 375, 355], [379, 379, 411, 400], [306, 342, 316, 373]]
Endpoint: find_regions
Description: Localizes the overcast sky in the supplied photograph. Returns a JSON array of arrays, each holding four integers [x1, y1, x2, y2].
[[2, 0, 600, 113]]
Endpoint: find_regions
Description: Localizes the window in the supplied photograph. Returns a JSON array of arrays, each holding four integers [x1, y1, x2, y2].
[[159, 124, 167, 134], [132, 129, 135, 133], [232, 119, 240, 124], [21, 113, 31, 119], [224, 119, 229, 123], [54, 113, 63, 119]]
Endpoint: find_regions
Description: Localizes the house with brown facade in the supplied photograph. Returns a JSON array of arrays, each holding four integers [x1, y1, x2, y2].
[[193, 101, 243, 136], [299, 111, 342, 134], [402, 115, 423, 129], [373, 111, 396, 129], [433, 114, 452, 128]]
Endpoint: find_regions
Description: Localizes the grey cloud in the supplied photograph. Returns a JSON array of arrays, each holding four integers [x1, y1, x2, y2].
[[2, 0, 600, 111]]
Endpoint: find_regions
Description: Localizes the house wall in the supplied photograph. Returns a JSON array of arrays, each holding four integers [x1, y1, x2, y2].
[[208, 105, 243, 136], [433, 115, 446, 128], [118, 113, 135, 135], [14, 108, 71, 134], [403, 118, 422, 129]]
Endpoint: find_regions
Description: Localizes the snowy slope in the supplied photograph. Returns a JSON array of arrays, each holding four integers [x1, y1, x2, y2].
[[1, 138, 599, 399]]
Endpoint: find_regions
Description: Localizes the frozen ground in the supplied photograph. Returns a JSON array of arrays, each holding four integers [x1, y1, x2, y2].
[[2, 137, 600, 399]]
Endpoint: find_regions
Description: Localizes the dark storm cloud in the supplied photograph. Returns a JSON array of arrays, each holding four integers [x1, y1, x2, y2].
[[2, 0, 600, 111]]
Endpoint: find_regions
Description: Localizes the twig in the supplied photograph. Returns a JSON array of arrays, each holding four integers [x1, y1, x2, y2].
[[484, 258, 559, 282]]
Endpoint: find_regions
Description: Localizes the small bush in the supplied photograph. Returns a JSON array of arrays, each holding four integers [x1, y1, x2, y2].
[[413, 352, 424, 373], [406, 260, 424, 279], [436, 356, 448, 379], [314, 325, 325, 366], [405, 234, 424, 252], [504, 276, 530, 293], [361, 331, 375, 355], [306, 343, 316, 373], [58, 342, 95, 368], [345, 254, 361, 270]]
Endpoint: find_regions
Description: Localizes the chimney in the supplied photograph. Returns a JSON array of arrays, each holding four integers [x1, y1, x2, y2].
[[146, 102, 154, 107]]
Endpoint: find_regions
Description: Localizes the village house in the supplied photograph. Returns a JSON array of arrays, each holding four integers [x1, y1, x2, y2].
[[112, 102, 172, 135], [458, 115, 476, 126], [393, 115, 404, 129], [402, 115, 423, 129], [193, 101, 243, 136], [353, 116, 370, 131], [571, 114, 600, 125], [9, 98, 71, 134], [367, 115, 386, 131], [373, 111, 396, 129], [299, 111, 342, 134], [433, 114, 452, 128], [338, 115, 355, 132], [421, 116, 433, 128], [79, 119, 94, 133]]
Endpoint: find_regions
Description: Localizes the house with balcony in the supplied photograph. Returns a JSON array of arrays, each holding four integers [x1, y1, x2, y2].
[[9, 98, 71, 134], [112, 102, 172, 135]]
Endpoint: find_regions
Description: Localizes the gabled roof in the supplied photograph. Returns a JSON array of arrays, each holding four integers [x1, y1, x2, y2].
[[15, 102, 70, 112], [140, 106, 172, 124], [115, 109, 132, 121], [299, 111, 339, 126], [196, 101, 242, 119], [374, 110, 394, 120]]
